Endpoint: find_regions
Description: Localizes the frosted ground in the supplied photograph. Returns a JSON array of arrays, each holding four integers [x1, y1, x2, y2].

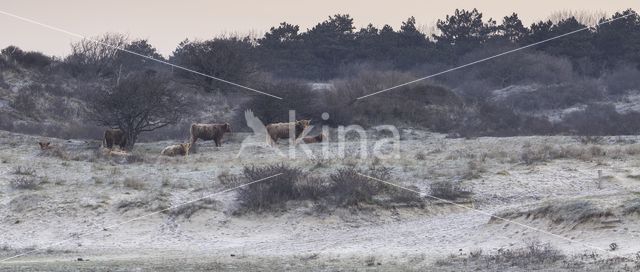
[[0, 129, 639, 271]]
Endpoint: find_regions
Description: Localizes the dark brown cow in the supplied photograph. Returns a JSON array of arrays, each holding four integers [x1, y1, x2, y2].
[[190, 123, 232, 147], [302, 133, 326, 144], [266, 120, 310, 146], [104, 128, 127, 149]]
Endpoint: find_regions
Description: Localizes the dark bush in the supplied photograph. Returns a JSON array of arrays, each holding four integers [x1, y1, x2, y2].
[[327, 167, 414, 207], [1, 46, 51, 69], [325, 70, 463, 129], [498, 80, 604, 111], [561, 104, 640, 135], [329, 167, 388, 206], [239, 77, 322, 127], [237, 164, 305, 212], [10, 176, 40, 190], [456, 103, 555, 137], [602, 65, 640, 95], [236, 164, 422, 213], [11, 87, 39, 119]]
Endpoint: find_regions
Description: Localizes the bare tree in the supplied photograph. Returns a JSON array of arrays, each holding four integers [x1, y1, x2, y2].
[[65, 33, 129, 77], [89, 71, 187, 150], [547, 10, 607, 26]]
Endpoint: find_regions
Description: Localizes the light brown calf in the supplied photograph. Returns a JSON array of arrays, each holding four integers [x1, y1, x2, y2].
[[161, 143, 192, 157]]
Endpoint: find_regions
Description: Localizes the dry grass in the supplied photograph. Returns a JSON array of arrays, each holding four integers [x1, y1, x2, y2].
[[434, 240, 565, 270], [122, 177, 146, 190], [429, 180, 473, 201], [168, 198, 220, 219], [520, 143, 607, 164], [574, 135, 605, 145], [116, 190, 171, 213], [622, 198, 640, 216], [494, 200, 614, 228]]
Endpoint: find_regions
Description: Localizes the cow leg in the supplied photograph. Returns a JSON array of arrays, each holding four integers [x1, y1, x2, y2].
[[190, 137, 198, 153]]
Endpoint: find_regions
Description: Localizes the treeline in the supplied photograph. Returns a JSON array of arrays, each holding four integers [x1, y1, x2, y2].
[[2, 8, 640, 138], [2, 9, 639, 84]]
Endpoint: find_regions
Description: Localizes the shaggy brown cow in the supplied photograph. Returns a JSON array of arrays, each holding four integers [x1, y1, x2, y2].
[[104, 128, 127, 149], [38, 141, 52, 150], [266, 120, 310, 145], [161, 143, 191, 156], [302, 133, 326, 144], [190, 123, 231, 147]]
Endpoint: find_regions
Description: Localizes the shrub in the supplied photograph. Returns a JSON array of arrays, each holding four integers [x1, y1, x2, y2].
[[429, 180, 473, 201], [520, 144, 556, 165], [238, 77, 321, 128], [456, 103, 556, 138], [602, 65, 640, 95], [11, 88, 39, 118], [1, 46, 51, 69], [236, 164, 422, 213], [623, 198, 640, 216], [295, 176, 331, 201], [325, 70, 463, 129], [498, 80, 604, 111], [560, 104, 640, 136], [329, 167, 392, 206], [10, 176, 40, 190], [237, 164, 305, 212]]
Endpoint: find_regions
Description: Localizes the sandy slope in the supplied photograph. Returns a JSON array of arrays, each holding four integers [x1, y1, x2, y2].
[[0, 130, 639, 271]]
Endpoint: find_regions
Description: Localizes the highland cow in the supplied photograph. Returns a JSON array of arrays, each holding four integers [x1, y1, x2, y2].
[[190, 123, 232, 147], [302, 133, 326, 144], [38, 141, 52, 150], [266, 120, 310, 146], [103, 128, 127, 150], [161, 143, 191, 157]]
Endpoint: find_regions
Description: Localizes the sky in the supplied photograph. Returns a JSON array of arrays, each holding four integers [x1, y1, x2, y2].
[[0, 0, 638, 57]]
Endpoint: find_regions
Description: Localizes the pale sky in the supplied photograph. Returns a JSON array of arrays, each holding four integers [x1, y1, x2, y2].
[[1, 0, 638, 57]]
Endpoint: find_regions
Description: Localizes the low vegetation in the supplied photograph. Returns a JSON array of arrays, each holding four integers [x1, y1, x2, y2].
[[434, 241, 565, 270], [9, 176, 40, 190], [235, 164, 424, 213], [494, 200, 614, 228], [429, 180, 473, 201], [622, 198, 640, 216]]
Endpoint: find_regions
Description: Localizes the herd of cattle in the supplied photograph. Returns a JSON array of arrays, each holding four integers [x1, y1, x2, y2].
[[38, 120, 327, 157]]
